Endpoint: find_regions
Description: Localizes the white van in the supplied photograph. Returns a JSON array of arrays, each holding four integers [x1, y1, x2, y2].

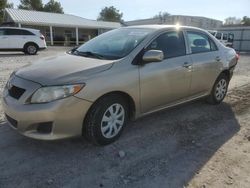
[[208, 30, 234, 48], [0, 27, 47, 55]]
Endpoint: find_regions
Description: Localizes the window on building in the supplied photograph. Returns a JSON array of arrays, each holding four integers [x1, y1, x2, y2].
[[45, 28, 55, 38], [64, 30, 73, 38]]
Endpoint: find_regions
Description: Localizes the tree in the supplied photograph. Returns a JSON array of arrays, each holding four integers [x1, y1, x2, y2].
[[97, 6, 123, 22], [224, 17, 241, 25], [153, 11, 170, 19], [0, 0, 13, 24], [18, 0, 43, 11], [241, 16, 250, 26], [43, 0, 64, 14]]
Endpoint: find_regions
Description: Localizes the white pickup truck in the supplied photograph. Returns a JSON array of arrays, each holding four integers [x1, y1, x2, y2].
[[208, 30, 234, 48]]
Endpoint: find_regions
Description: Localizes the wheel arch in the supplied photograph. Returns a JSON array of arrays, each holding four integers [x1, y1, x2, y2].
[[82, 90, 136, 139], [23, 42, 39, 50], [85, 91, 136, 122], [220, 69, 230, 80]]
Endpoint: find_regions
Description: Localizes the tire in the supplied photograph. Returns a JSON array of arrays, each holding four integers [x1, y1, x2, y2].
[[24, 43, 38, 55], [207, 73, 229, 105], [83, 94, 129, 145]]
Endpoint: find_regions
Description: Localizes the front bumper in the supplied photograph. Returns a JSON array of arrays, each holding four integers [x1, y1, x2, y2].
[[2, 76, 92, 140]]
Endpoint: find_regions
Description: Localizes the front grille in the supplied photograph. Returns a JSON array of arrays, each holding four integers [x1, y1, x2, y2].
[[5, 114, 18, 128], [8, 85, 26, 99]]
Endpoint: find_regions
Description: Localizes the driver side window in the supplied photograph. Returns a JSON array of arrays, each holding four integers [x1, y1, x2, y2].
[[147, 31, 186, 59]]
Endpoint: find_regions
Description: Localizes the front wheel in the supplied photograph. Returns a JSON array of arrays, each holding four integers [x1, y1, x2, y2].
[[83, 95, 129, 145], [207, 73, 229, 104]]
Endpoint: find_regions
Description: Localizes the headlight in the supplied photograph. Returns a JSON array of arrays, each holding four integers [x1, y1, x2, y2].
[[30, 84, 85, 104]]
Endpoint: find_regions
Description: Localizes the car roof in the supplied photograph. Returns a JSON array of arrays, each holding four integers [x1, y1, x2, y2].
[[0, 27, 40, 32], [124, 24, 208, 32]]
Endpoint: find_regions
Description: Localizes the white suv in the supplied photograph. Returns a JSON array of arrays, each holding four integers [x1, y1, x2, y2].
[[0, 27, 47, 55]]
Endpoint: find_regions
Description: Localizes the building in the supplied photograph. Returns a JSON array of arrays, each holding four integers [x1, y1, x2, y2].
[[125, 15, 222, 30], [2, 8, 121, 45]]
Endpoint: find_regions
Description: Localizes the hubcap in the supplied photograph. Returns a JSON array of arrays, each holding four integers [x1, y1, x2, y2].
[[101, 103, 125, 139], [215, 79, 227, 101], [27, 45, 36, 54]]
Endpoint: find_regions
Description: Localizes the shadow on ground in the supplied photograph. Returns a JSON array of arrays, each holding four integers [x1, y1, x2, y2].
[[0, 53, 31, 57], [0, 100, 240, 188]]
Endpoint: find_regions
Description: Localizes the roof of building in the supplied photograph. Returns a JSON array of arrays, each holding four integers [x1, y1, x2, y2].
[[5, 8, 121, 29], [125, 15, 223, 26]]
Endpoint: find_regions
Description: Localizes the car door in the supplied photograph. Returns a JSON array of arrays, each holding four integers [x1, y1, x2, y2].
[[139, 30, 192, 113], [0, 29, 9, 49], [5, 29, 24, 49], [185, 30, 221, 97]]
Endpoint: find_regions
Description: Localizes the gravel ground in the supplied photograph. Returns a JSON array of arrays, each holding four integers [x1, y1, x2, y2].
[[0, 48, 250, 188]]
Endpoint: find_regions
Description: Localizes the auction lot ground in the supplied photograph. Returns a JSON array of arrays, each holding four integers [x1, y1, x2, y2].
[[0, 48, 250, 188]]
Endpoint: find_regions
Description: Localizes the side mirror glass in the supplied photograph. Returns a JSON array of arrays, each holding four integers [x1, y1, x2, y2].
[[142, 50, 164, 63]]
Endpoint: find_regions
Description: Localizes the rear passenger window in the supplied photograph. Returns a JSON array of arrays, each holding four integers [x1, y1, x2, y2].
[[209, 38, 218, 51], [0, 29, 5, 36], [6, 29, 22, 35], [147, 31, 186, 59], [187, 32, 213, 54], [21, 30, 34, 35], [5, 29, 34, 36]]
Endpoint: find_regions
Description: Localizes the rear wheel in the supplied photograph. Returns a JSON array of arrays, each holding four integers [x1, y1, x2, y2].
[[207, 73, 229, 104], [24, 43, 38, 55], [83, 95, 129, 145]]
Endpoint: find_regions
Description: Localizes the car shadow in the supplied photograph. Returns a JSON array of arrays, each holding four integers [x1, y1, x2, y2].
[[0, 100, 240, 188], [0, 53, 27, 57]]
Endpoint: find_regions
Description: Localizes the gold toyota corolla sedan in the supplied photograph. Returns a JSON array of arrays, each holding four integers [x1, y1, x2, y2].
[[2, 25, 238, 145]]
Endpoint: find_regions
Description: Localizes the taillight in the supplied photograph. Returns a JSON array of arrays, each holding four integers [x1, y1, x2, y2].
[[236, 53, 239, 62], [40, 35, 45, 40]]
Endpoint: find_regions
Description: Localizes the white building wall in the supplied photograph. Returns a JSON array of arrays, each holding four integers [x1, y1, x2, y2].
[[125, 15, 223, 30]]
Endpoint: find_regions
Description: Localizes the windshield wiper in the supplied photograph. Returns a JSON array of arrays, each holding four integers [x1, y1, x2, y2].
[[75, 50, 105, 59]]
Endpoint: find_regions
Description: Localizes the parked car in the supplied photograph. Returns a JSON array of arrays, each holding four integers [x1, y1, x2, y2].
[[0, 27, 47, 55], [208, 30, 234, 48], [2, 25, 238, 145]]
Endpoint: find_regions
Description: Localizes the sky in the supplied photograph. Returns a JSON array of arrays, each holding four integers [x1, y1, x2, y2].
[[8, 0, 250, 22]]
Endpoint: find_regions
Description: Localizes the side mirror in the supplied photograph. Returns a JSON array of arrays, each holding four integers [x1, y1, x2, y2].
[[142, 50, 164, 63]]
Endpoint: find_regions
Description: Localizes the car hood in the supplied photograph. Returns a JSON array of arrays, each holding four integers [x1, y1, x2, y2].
[[15, 53, 114, 85]]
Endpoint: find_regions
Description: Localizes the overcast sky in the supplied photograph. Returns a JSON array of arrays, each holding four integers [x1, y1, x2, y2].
[[9, 0, 250, 22]]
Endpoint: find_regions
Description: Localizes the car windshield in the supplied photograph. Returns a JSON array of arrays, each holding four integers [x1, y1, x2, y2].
[[74, 28, 154, 60]]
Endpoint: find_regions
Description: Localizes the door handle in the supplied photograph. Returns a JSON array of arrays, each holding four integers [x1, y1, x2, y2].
[[215, 56, 221, 61], [2, 37, 8, 39], [182, 62, 192, 69]]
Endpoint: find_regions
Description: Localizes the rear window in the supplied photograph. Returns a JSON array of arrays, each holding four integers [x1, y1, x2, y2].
[[215, 32, 222, 40], [223, 33, 228, 40]]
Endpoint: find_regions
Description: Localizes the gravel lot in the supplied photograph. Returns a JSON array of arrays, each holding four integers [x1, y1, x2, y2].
[[0, 48, 250, 188]]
